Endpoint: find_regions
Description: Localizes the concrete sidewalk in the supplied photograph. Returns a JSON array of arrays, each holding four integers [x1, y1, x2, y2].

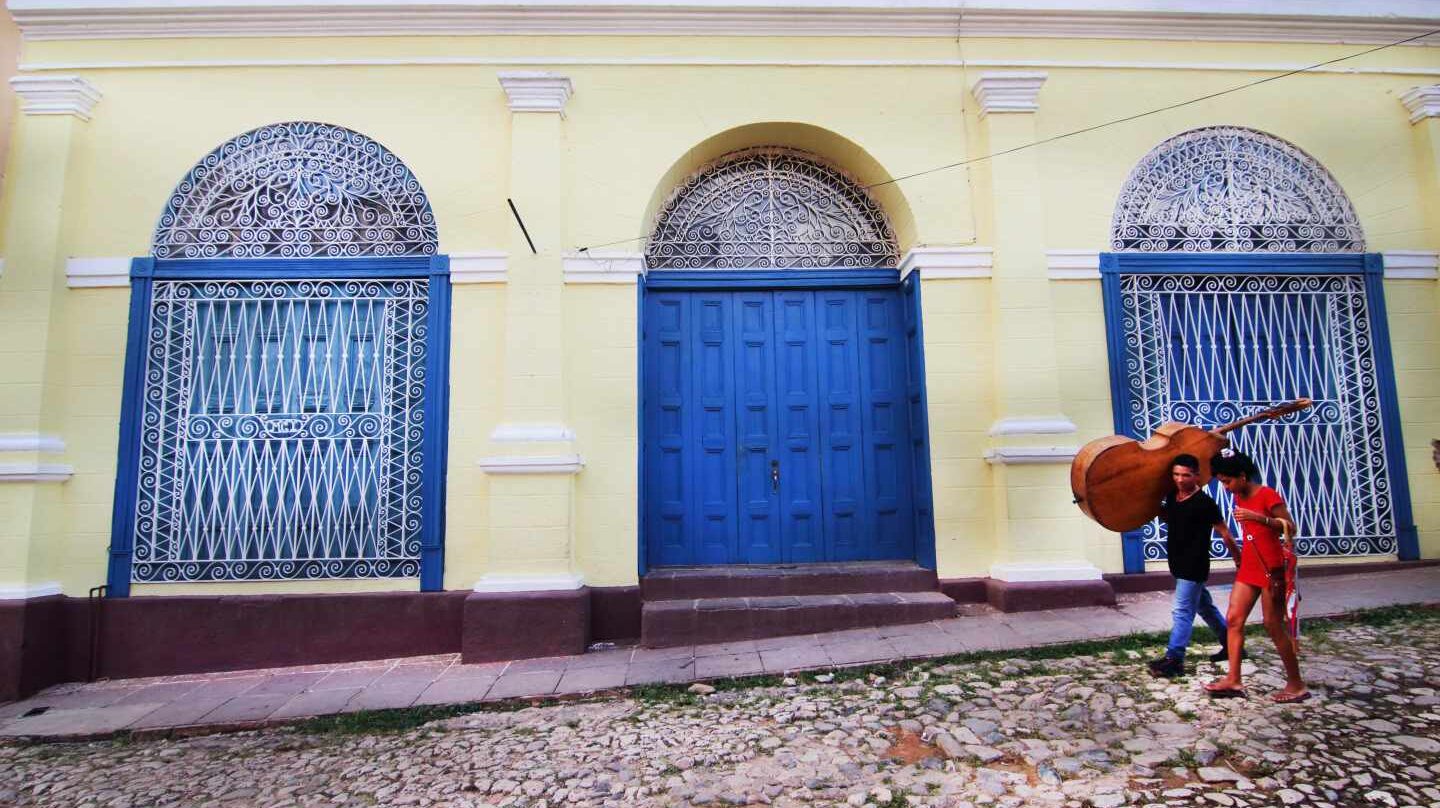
[[3, 567, 1436, 741]]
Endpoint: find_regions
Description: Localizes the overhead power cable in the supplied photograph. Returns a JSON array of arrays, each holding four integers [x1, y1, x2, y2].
[[575, 26, 1440, 254]]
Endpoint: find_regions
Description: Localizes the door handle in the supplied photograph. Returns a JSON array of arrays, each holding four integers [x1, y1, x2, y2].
[[770, 459, 780, 493]]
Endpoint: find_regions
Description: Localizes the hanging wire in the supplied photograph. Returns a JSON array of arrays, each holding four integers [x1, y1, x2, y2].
[[574, 26, 1440, 253]]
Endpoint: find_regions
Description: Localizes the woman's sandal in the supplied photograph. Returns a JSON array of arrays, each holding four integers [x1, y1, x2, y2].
[[1204, 682, 1247, 699], [1271, 690, 1311, 704]]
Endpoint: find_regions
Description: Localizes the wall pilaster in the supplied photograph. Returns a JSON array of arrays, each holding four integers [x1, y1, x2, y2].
[[969, 72, 1100, 583]]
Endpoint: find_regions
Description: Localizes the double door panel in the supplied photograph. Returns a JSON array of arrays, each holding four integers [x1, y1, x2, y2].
[[645, 288, 914, 566]]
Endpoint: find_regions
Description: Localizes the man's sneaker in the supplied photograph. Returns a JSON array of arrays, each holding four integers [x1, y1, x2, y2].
[[1149, 655, 1185, 678], [1208, 647, 1247, 663], [1146, 654, 1171, 672]]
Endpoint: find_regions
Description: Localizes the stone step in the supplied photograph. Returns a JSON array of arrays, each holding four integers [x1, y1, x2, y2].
[[640, 590, 957, 648], [640, 562, 937, 601]]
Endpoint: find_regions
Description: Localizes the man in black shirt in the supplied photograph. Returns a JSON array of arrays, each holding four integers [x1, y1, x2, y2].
[[1148, 453, 1241, 678]]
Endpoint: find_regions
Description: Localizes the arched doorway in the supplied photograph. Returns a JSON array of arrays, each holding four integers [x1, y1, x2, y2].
[[640, 148, 934, 569], [1102, 126, 1416, 571], [108, 122, 451, 594]]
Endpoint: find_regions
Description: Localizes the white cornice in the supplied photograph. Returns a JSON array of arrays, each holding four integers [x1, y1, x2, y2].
[[0, 463, 75, 482], [899, 246, 993, 279], [17, 57, 1440, 78], [1046, 249, 1101, 280], [0, 434, 66, 453], [498, 71, 573, 114], [477, 454, 585, 474], [971, 71, 1048, 115], [564, 251, 643, 284], [0, 582, 64, 600], [9, 2, 1440, 44], [66, 257, 131, 288], [450, 250, 508, 284], [1401, 85, 1440, 124], [9, 75, 100, 120], [983, 445, 1078, 465], [1382, 250, 1440, 280]]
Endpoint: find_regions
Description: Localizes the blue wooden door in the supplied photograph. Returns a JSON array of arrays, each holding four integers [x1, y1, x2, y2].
[[774, 292, 826, 562], [644, 287, 915, 566]]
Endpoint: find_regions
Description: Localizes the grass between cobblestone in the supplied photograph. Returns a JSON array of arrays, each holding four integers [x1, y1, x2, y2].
[[18, 603, 1425, 745], [272, 602, 1436, 737]]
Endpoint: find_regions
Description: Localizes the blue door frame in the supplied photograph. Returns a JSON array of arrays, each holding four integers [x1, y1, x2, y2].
[[637, 269, 938, 574], [1101, 252, 1418, 573], [106, 255, 452, 595]]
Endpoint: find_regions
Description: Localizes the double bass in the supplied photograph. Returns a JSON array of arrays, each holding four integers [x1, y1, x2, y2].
[[1070, 399, 1312, 532]]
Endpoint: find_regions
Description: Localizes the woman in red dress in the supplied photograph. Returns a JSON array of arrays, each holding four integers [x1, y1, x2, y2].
[[1203, 449, 1309, 703]]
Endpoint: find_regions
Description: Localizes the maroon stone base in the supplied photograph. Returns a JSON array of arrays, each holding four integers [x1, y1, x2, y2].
[[0, 595, 76, 704], [96, 591, 470, 680], [462, 588, 590, 664], [589, 586, 641, 643], [1103, 558, 1440, 595], [985, 579, 1117, 613], [939, 577, 988, 604], [0, 586, 638, 702]]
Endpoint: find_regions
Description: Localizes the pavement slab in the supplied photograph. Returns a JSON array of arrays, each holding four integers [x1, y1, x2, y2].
[[9, 595, 1440, 807], [0, 566, 1434, 745]]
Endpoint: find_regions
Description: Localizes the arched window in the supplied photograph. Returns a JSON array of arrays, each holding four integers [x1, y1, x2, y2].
[[1104, 127, 1406, 569], [646, 147, 898, 269], [1111, 126, 1363, 253], [152, 121, 438, 259], [113, 122, 449, 593]]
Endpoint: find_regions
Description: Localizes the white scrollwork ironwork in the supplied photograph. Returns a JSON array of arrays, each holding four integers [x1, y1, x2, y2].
[[1120, 273, 1396, 561], [132, 278, 430, 582], [153, 122, 438, 259], [646, 148, 899, 269], [1112, 127, 1364, 253]]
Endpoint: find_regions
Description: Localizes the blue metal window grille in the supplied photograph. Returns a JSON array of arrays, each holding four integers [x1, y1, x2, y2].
[[130, 278, 431, 583], [1115, 271, 1397, 562], [152, 121, 438, 259]]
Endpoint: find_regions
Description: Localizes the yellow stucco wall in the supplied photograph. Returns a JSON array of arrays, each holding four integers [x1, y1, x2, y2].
[[1, 32, 1436, 595]]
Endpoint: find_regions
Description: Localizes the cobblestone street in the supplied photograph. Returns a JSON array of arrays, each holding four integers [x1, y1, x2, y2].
[[5, 607, 1440, 808]]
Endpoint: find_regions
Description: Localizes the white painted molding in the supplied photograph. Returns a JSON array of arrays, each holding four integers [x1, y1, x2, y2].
[[11, 2, 1440, 45], [0, 582, 63, 600], [983, 446, 1079, 465], [563, 251, 644, 284], [10, 75, 100, 120], [989, 562, 1104, 583], [988, 417, 1077, 436], [18, 57, 1440, 77], [0, 258, 5, 279], [0, 433, 66, 453], [0, 463, 75, 482], [1382, 250, 1440, 279], [497, 71, 573, 114], [1400, 85, 1440, 124], [450, 250, 508, 284], [472, 573, 585, 593], [1046, 250, 1102, 280], [971, 71, 1048, 115], [898, 246, 993, 280], [66, 256, 131, 288], [477, 454, 585, 475], [489, 423, 576, 443]]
